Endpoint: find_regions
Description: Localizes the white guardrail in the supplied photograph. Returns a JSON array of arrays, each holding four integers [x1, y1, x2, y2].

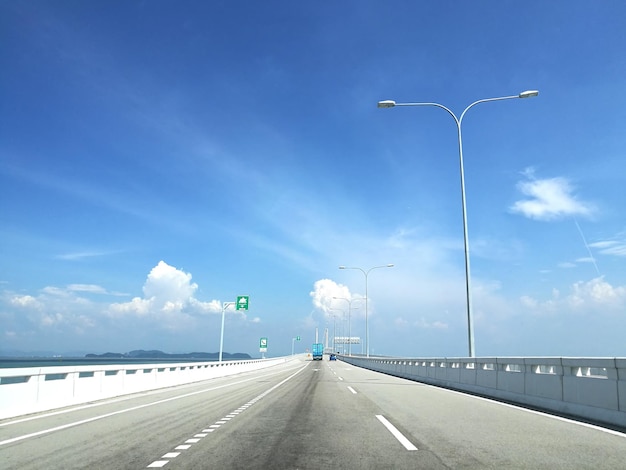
[[339, 355, 626, 429], [0, 357, 288, 420]]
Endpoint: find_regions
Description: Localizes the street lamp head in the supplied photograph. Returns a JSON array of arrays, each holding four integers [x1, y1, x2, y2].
[[518, 90, 539, 98], [377, 100, 396, 108], [386, 264, 394, 268], [338, 266, 346, 269]]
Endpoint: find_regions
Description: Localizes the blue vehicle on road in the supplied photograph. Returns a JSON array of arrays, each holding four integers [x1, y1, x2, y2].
[[312, 343, 324, 360]]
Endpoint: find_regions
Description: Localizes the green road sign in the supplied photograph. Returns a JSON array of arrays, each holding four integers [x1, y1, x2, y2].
[[260, 337, 267, 348], [236, 295, 249, 311]]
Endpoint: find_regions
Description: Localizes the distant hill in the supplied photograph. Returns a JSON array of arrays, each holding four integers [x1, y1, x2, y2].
[[85, 349, 252, 360]]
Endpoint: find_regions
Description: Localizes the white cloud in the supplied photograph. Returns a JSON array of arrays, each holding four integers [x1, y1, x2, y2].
[[189, 298, 223, 314], [7, 289, 96, 333], [41, 312, 64, 326], [108, 261, 223, 324], [309, 279, 354, 319], [3, 261, 227, 345], [143, 261, 198, 303], [520, 295, 537, 309], [571, 277, 626, 305], [520, 277, 626, 315], [413, 317, 449, 329], [10, 294, 43, 310], [110, 296, 152, 316], [394, 317, 409, 327], [510, 169, 593, 221]]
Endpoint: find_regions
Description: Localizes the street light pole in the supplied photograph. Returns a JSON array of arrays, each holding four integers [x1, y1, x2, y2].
[[378, 90, 538, 357], [332, 313, 336, 353], [330, 307, 346, 354], [339, 264, 394, 357]]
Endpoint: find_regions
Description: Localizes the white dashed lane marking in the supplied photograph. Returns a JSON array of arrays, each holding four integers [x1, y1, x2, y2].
[[376, 415, 418, 451], [147, 461, 168, 468], [146, 364, 307, 468]]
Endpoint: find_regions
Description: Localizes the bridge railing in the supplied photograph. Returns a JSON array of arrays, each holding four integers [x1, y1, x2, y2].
[[0, 357, 289, 420], [339, 355, 626, 430]]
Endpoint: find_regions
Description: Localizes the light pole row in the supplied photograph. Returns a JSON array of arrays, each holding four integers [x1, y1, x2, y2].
[[332, 296, 361, 355], [338, 264, 394, 357]]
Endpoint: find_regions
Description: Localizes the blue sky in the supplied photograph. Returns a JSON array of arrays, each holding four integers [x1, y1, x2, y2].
[[2, 1, 625, 358]]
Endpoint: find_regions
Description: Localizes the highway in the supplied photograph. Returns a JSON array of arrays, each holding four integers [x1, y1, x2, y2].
[[1, 355, 626, 469]]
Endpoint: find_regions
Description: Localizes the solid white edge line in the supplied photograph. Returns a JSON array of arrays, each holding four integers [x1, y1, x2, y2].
[[376, 415, 418, 451], [1, 363, 308, 447], [1, 361, 304, 428], [438, 386, 626, 438]]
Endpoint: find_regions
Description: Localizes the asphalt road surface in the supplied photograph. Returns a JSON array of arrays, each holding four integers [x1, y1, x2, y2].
[[2, 355, 626, 469]]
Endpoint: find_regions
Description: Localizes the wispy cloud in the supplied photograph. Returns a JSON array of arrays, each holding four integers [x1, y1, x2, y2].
[[55, 252, 98, 261], [55, 250, 119, 261], [66, 284, 127, 296], [558, 262, 577, 269], [510, 168, 594, 221], [590, 239, 626, 257]]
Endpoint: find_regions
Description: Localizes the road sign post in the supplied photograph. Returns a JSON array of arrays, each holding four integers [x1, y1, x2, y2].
[[219, 295, 250, 362], [292, 336, 301, 355]]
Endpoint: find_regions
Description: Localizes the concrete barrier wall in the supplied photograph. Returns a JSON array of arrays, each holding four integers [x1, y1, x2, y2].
[[339, 355, 626, 430], [0, 357, 288, 420]]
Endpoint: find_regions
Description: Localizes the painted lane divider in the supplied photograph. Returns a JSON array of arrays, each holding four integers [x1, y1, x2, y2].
[[376, 415, 418, 451], [146, 364, 307, 468], [347, 386, 357, 394]]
